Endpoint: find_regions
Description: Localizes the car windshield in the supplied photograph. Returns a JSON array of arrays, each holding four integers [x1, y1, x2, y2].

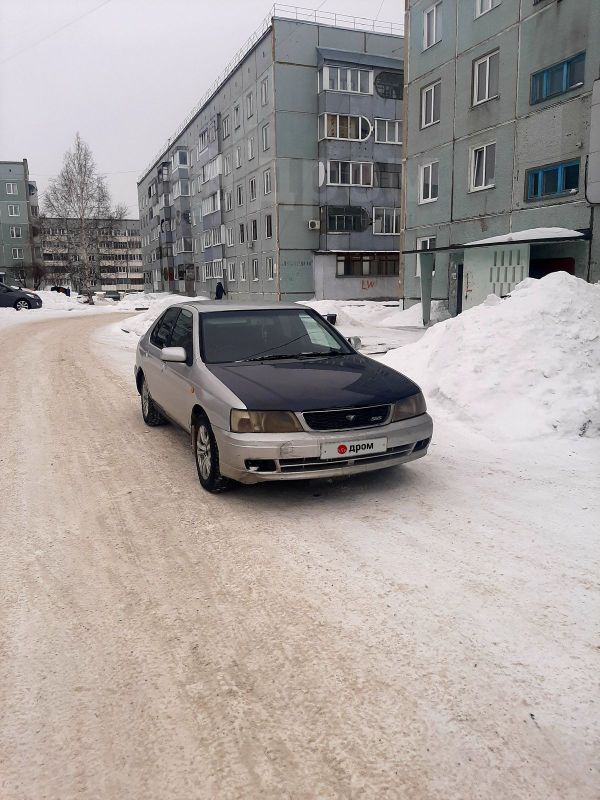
[[200, 308, 352, 364]]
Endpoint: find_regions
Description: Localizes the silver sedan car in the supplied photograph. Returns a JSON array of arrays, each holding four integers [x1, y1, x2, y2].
[[134, 302, 433, 492]]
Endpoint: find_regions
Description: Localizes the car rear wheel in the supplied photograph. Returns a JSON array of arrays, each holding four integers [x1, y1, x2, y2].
[[141, 376, 166, 426], [15, 299, 30, 310], [194, 414, 233, 493]]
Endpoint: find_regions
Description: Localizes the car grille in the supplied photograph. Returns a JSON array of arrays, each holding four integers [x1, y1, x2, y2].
[[278, 443, 415, 473], [303, 404, 391, 431]]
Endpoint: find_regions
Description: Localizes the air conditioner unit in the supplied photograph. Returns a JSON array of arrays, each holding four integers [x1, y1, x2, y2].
[[308, 219, 321, 230]]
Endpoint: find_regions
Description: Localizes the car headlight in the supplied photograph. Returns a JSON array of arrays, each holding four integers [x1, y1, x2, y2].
[[391, 392, 427, 421], [230, 409, 303, 433]]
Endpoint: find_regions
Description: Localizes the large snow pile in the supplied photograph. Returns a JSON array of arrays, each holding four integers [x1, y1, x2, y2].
[[302, 299, 450, 329], [35, 290, 81, 310], [120, 293, 209, 337], [379, 273, 600, 439]]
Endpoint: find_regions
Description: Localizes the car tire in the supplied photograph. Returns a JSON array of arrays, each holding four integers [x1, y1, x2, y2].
[[141, 376, 166, 426], [193, 414, 233, 493], [15, 299, 30, 310]]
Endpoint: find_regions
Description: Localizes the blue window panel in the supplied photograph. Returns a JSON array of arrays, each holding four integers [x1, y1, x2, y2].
[[530, 52, 585, 104], [526, 160, 580, 201]]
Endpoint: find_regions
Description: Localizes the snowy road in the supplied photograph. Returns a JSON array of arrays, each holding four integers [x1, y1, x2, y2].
[[1, 314, 598, 800]]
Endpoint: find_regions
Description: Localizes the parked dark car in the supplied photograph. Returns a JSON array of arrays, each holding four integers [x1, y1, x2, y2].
[[50, 285, 71, 297], [0, 282, 42, 310], [103, 291, 121, 302]]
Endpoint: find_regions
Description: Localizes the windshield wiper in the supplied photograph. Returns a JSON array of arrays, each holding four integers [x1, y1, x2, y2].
[[238, 351, 339, 363]]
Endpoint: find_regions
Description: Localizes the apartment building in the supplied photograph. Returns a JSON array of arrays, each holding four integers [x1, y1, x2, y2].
[[138, 6, 404, 301], [41, 219, 144, 292], [402, 0, 600, 319], [0, 159, 42, 286]]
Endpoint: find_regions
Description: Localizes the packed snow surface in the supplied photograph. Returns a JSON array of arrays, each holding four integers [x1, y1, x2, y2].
[[120, 293, 209, 337], [301, 299, 450, 329], [379, 273, 600, 440]]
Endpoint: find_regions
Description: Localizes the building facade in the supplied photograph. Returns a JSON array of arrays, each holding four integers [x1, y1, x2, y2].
[[0, 160, 42, 286], [41, 219, 144, 292], [138, 9, 404, 301], [402, 0, 600, 316]]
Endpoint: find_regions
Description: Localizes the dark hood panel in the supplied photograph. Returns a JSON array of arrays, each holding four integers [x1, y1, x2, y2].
[[207, 354, 420, 411]]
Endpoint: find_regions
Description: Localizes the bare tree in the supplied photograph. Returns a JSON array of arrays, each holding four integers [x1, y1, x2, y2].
[[42, 133, 127, 300]]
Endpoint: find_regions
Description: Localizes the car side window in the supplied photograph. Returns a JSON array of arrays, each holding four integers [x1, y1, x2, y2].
[[150, 307, 181, 349], [169, 308, 194, 366]]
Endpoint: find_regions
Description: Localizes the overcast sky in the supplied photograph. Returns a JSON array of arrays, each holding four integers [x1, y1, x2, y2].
[[0, 0, 404, 216]]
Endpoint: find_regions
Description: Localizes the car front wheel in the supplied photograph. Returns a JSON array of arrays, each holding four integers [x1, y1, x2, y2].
[[194, 415, 233, 493], [141, 376, 166, 426], [15, 299, 30, 310]]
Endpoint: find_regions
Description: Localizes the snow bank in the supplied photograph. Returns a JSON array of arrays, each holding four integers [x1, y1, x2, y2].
[[379, 273, 600, 439], [120, 293, 209, 337], [301, 299, 450, 329]]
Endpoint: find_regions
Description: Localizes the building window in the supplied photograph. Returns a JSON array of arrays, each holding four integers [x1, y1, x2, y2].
[[421, 80, 441, 128], [10, 226, 22, 238], [419, 162, 439, 203], [246, 91, 254, 118], [473, 50, 499, 105], [249, 177, 257, 201], [327, 161, 373, 187], [262, 123, 270, 151], [222, 115, 230, 138], [8, 204, 20, 216], [201, 155, 221, 184], [319, 65, 372, 94], [374, 119, 402, 144], [226, 226, 234, 246], [261, 76, 269, 105], [31, 205, 38, 217], [530, 52, 585, 104], [11, 247, 23, 259], [526, 159, 580, 201], [224, 153, 232, 175], [239, 223, 246, 244], [266, 257, 275, 281], [423, 2, 442, 50], [201, 192, 220, 216], [252, 258, 259, 281], [374, 163, 402, 189], [247, 136, 255, 161], [263, 168, 272, 195], [265, 214, 273, 239], [416, 236, 437, 277], [326, 206, 368, 233], [336, 253, 399, 277], [173, 149, 188, 167], [227, 259, 236, 281], [236, 184, 244, 206], [470, 142, 496, 190], [373, 207, 400, 235], [240, 260, 247, 281], [224, 189, 233, 211], [6, 182, 18, 195], [233, 104, 240, 128], [318, 113, 371, 141], [235, 147, 242, 169], [251, 219, 258, 241], [475, 0, 500, 17], [374, 71, 404, 100]]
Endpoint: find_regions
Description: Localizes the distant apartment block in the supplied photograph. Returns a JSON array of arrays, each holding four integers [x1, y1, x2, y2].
[[41, 219, 144, 292], [402, 0, 600, 318], [0, 159, 42, 286], [137, 6, 404, 301]]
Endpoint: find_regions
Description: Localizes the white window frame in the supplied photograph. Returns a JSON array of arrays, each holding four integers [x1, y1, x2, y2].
[[246, 91, 254, 119], [373, 207, 400, 235], [319, 65, 373, 95], [327, 160, 373, 187], [266, 257, 274, 281], [224, 190, 233, 211], [227, 259, 236, 282], [222, 115, 230, 138], [421, 80, 441, 128], [469, 141, 496, 191], [423, 2, 442, 50], [251, 258, 259, 281], [261, 76, 269, 105], [226, 226, 235, 246], [419, 161, 439, 204], [240, 260, 247, 281], [265, 214, 273, 239], [6, 182, 18, 195], [262, 123, 270, 151], [11, 247, 23, 259], [247, 136, 255, 161], [263, 168, 272, 195], [236, 184, 244, 206], [8, 204, 20, 216], [233, 104, 240, 128], [416, 236, 437, 277], [9, 225, 22, 238], [249, 177, 257, 201], [473, 50, 499, 106], [251, 219, 258, 241], [224, 153, 232, 175], [318, 113, 372, 142], [475, 0, 500, 18], [374, 119, 402, 144], [235, 146, 242, 169]]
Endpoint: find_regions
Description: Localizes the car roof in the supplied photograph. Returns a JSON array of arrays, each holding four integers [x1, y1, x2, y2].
[[180, 300, 306, 313]]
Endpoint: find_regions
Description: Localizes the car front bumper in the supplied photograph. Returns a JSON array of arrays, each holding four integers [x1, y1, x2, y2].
[[214, 413, 433, 484]]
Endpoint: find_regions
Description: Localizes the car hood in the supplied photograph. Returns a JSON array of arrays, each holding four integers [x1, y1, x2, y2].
[[207, 353, 421, 411]]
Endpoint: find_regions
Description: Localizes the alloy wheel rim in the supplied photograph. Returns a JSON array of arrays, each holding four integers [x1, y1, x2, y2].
[[196, 425, 212, 480], [16, 301, 28, 310]]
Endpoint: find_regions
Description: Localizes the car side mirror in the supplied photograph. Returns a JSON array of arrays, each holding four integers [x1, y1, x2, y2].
[[348, 336, 362, 350], [161, 346, 187, 363]]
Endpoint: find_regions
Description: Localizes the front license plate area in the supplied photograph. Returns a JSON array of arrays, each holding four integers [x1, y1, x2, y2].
[[320, 438, 388, 460]]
